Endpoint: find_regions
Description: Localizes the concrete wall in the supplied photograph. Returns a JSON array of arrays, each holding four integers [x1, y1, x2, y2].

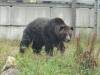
[[38, 0, 95, 4], [0, 5, 97, 39], [77, 0, 95, 4], [98, 9, 100, 37]]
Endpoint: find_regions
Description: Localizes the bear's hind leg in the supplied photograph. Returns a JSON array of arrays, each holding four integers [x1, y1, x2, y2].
[[32, 41, 43, 54], [20, 34, 32, 53], [20, 39, 31, 53]]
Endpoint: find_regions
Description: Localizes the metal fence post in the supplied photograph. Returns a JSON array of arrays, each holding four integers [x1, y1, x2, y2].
[[94, 0, 99, 38], [72, 0, 76, 37]]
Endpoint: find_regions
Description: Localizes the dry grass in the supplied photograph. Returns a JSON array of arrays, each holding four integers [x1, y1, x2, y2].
[[0, 36, 100, 75]]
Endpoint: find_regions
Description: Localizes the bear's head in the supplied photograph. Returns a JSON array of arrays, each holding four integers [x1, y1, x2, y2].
[[52, 18, 73, 42], [58, 25, 73, 42]]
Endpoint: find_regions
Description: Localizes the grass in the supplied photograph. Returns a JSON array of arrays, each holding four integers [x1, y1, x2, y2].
[[0, 38, 100, 75]]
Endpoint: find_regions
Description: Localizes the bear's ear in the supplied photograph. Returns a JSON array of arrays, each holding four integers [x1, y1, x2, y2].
[[70, 27, 73, 30]]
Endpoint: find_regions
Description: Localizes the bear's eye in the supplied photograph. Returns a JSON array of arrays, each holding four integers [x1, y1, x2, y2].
[[59, 26, 66, 31], [70, 27, 73, 30]]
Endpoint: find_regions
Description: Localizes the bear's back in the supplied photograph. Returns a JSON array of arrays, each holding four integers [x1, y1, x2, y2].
[[28, 18, 49, 29]]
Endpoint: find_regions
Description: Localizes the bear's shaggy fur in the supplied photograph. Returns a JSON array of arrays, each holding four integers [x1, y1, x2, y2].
[[20, 17, 73, 56]]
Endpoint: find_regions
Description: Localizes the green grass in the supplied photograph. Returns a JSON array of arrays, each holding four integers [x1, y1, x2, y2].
[[0, 39, 100, 75]]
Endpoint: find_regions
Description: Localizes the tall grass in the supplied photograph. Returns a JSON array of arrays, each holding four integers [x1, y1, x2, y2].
[[0, 38, 100, 75]]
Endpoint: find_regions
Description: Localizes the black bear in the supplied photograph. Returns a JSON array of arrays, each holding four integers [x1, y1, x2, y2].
[[20, 17, 73, 56]]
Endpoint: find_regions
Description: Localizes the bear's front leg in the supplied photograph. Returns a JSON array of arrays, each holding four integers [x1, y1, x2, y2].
[[45, 42, 53, 56], [58, 42, 65, 55]]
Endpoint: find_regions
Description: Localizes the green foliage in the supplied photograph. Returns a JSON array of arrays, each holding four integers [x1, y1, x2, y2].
[[0, 40, 100, 75]]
